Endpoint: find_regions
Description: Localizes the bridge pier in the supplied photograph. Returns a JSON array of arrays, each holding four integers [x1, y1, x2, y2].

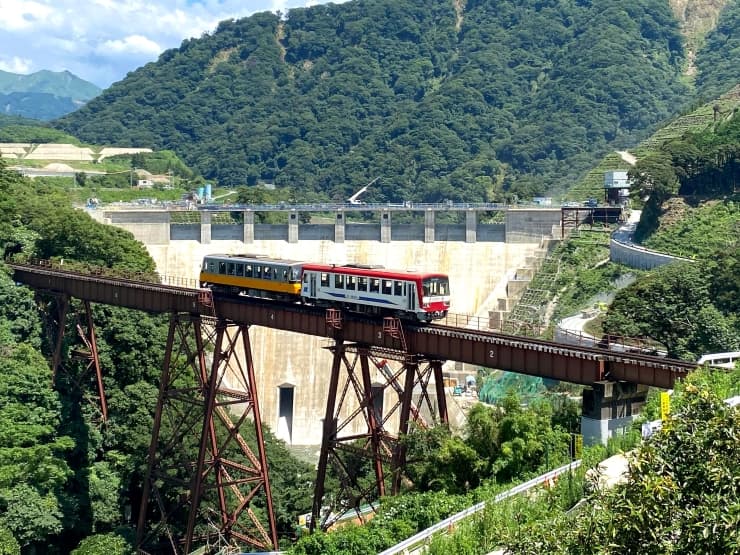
[[381, 209, 391, 243], [243, 209, 254, 243], [288, 211, 299, 243], [581, 381, 649, 445], [335, 210, 345, 243], [424, 209, 435, 242], [137, 314, 277, 553], [311, 315, 448, 532], [466, 209, 476, 243], [200, 210, 211, 244]]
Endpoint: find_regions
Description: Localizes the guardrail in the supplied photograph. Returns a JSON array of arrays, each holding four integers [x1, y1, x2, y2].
[[378, 461, 582, 555]]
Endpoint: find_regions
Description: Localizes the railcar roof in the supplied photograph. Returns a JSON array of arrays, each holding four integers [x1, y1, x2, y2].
[[203, 254, 305, 265], [302, 263, 448, 279]]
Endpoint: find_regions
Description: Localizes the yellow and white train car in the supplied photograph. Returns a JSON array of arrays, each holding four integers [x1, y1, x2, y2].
[[199, 254, 304, 301]]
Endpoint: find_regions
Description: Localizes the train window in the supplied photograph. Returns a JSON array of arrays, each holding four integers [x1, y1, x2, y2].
[[334, 274, 345, 288], [282, 269, 288, 281], [321, 273, 330, 287], [219, 262, 227, 274], [358, 277, 368, 291], [245, 264, 253, 277], [394, 281, 403, 296], [255, 266, 262, 279], [423, 278, 450, 296], [236, 264, 244, 277], [370, 279, 380, 293], [264, 266, 272, 279], [207, 261, 216, 272], [227, 263, 236, 275], [347, 276, 356, 290], [303, 273, 309, 283], [291, 269, 300, 281], [382, 280, 393, 295], [202, 260, 208, 271]]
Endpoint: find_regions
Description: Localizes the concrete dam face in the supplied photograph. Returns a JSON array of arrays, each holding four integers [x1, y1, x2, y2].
[[137, 237, 540, 447]]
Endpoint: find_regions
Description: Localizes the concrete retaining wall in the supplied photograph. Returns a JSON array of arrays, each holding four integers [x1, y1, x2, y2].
[[610, 238, 692, 269]]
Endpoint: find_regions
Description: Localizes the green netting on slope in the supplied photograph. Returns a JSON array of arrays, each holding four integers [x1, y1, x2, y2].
[[478, 371, 547, 404]]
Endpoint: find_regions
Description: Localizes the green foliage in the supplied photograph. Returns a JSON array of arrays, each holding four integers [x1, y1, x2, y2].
[[695, 3, 740, 100], [290, 490, 472, 555], [0, 484, 65, 547], [503, 368, 740, 554], [0, 121, 81, 143], [604, 261, 740, 359], [0, 526, 19, 555], [54, 0, 692, 200], [71, 532, 133, 555], [644, 199, 740, 259]]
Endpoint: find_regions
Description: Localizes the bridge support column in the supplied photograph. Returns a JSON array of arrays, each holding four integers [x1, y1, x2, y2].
[[41, 293, 108, 422], [137, 315, 277, 554], [200, 211, 211, 244], [335, 210, 345, 243], [581, 381, 649, 446], [465, 209, 477, 243], [311, 320, 448, 532], [380, 209, 391, 243], [424, 209, 435, 243], [243, 210, 254, 243], [288, 211, 299, 243]]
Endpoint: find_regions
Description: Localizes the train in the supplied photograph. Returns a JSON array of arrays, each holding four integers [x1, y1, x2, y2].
[[199, 253, 450, 322]]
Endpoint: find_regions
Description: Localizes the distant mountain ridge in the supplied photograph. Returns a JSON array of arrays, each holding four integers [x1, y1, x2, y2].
[[0, 70, 101, 121]]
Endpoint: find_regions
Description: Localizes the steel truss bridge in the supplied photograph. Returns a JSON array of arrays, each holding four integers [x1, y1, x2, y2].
[[9, 260, 696, 553]]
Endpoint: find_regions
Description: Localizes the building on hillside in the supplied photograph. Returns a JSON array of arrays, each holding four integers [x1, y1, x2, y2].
[[604, 170, 631, 206]]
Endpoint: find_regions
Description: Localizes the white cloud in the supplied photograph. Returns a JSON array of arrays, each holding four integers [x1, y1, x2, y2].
[[0, 56, 33, 74], [0, 0, 54, 31], [100, 35, 163, 57]]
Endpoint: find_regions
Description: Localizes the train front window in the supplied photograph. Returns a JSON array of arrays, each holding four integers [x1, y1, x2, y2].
[[422, 278, 449, 296]]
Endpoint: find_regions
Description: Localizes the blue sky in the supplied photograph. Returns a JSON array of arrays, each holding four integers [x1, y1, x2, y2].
[[0, 0, 348, 89]]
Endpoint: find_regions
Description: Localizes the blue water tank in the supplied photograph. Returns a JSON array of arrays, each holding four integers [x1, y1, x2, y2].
[[197, 186, 205, 199], [205, 183, 212, 201]]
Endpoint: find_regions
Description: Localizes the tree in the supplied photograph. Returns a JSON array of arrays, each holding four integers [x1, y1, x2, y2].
[[0, 527, 19, 555], [605, 261, 740, 359], [72, 532, 133, 555], [503, 367, 740, 554]]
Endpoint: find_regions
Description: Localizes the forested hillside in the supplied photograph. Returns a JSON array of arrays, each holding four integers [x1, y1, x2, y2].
[[695, 0, 740, 99], [54, 0, 698, 202]]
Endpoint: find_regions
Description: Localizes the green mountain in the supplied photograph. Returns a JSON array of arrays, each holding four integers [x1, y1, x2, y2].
[[52, 0, 737, 202], [0, 70, 101, 121]]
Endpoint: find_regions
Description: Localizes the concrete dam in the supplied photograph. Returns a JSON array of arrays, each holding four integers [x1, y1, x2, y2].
[[93, 206, 560, 447]]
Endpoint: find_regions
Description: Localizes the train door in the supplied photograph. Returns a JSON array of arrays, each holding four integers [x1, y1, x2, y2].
[[309, 272, 317, 298]]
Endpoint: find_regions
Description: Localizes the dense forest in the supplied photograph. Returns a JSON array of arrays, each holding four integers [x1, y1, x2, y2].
[[54, 0, 702, 202]]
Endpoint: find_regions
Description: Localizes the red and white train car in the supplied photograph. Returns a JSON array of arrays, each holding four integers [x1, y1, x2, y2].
[[301, 263, 450, 322]]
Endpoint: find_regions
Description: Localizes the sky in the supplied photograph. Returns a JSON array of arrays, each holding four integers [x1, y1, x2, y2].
[[0, 0, 349, 89]]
